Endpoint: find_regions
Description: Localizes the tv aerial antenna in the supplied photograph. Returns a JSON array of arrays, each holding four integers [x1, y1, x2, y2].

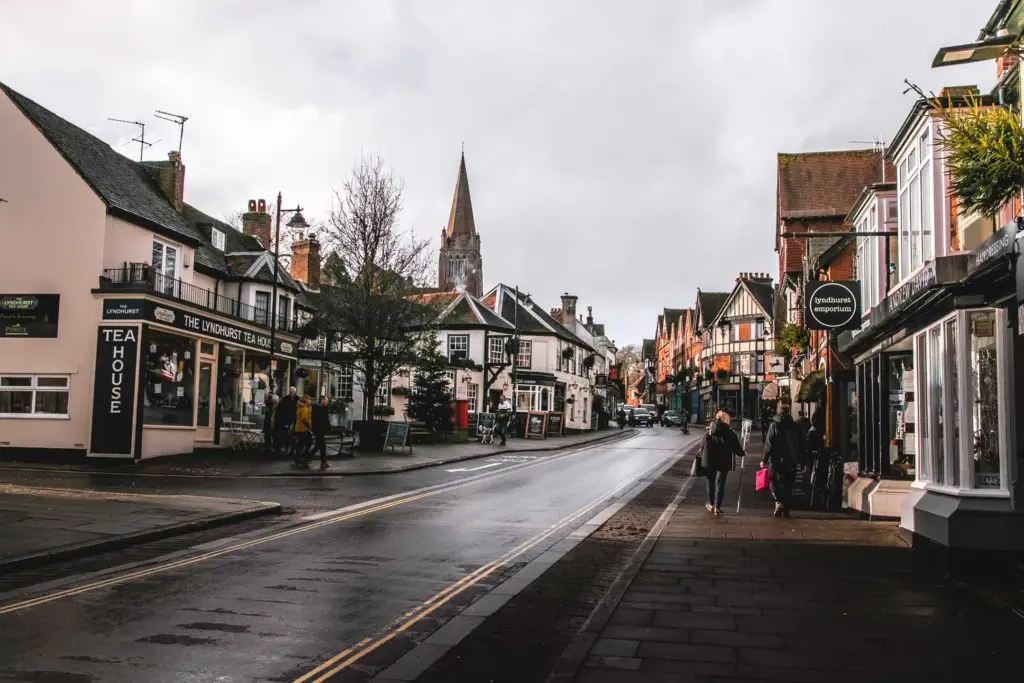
[[849, 133, 889, 182], [155, 110, 189, 154], [108, 117, 151, 161]]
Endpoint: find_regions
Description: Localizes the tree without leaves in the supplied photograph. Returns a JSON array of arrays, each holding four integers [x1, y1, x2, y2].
[[314, 154, 442, 429]]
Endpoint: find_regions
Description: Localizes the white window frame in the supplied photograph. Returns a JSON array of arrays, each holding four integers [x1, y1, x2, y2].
[[896, 125, 936, 282], [0, 374, 71, 419], [516, 340, 532, 369], [338, 364, 353, 401], [448, 334, 469, 362], [912, 308, 1012, 496], [151, 238, 180, 296], [444, 370, 456, 397], [212, 228, 226, 251], [488, 336, 506, 365], [376, 378, 391, 406], [467, 383, 479, 413]]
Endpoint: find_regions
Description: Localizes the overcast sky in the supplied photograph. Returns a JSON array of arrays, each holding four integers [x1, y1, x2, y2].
[[1, 0, 996, 346]]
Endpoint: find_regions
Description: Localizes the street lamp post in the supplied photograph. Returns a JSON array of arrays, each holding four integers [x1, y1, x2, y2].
[[269, 191, 304, 396]]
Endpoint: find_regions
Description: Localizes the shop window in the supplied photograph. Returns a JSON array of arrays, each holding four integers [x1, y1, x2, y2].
[[914, 309, 1007, 491], [142, 330, 196, 426], [448, 334, 469, 362], [517, 340, 532, 369], [219, 348, 244, 422], [515, 385, 549, 412], [0, 375, 70, 417], [488, 336, 506, 365]]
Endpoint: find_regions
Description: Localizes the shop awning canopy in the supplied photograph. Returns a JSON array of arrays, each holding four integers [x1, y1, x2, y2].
[[761, 381, 780, 401], [795, 371, 825, 403]]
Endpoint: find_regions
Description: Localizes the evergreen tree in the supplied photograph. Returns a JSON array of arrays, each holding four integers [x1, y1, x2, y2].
[[406, 341, 452, 439]]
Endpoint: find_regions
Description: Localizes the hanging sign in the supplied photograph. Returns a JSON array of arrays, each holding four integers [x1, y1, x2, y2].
[[90, 325, 140, 457], [803, 281, 861, 330]]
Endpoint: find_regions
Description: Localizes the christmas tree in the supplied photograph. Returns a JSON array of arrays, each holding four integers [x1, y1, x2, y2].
[[406, 340, 453, 439]]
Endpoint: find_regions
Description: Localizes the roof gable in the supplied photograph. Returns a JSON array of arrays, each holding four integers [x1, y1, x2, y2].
[[482, 284, 595, 350], [0, 82, 203, 246], [438, 291, 514, 331], [695, 291, 729, 328]]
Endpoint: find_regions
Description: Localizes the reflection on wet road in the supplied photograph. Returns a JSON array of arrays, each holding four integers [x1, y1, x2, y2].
[[0, 429, 694, 682]]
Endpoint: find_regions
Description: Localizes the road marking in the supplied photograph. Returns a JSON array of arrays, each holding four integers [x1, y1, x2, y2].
[[291, 454, 677, 683], [444, 462, 504, 472], [0, 433, 645, 615]]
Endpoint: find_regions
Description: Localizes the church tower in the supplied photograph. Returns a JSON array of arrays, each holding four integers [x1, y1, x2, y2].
[[438, 152, 483, 297]]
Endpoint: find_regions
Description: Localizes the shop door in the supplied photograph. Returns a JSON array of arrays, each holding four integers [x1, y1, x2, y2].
[[196, 360, 215, 441]]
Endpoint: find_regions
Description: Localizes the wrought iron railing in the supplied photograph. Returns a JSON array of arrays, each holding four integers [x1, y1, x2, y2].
[[99, 267, 296, 332]]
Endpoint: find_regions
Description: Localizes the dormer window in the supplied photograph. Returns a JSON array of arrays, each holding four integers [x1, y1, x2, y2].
[[212, 228, 225, 251]]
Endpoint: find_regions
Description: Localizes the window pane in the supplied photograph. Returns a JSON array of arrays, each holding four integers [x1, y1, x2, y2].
[[1, 377, 32, 387], [946, 319, 960, 487], [142, 330, 196, 427], [915, 334, 930, 481], [152, 240, 163, 271], [969, 311, 1001, 488], [921, 161, 934, 262], [34, 391, 69, 415], [36, 376, 68, 387], [900, 191, 911, 277], [0, 390, 33, 413], [929, 327, 944, 485], [910, 176, 921, 271]]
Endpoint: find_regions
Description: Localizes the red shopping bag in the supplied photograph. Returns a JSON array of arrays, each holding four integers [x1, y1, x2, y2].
[[755, 467, 770, 492]]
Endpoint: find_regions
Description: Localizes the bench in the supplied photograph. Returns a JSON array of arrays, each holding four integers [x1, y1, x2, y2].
[[326, 427, 357, 457]]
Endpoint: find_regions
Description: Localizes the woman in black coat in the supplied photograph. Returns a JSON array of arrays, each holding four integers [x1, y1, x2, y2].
[[701, 410, 745, 515]]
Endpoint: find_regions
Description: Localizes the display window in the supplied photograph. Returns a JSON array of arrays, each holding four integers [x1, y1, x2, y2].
[[142, 329, 196, 426], [219, 347, 245, 422], [913, 308, 1010, 492]]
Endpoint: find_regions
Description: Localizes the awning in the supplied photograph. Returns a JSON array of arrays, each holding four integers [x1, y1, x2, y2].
[[795, 371, 825, 403], [761, 381, 780, 401]]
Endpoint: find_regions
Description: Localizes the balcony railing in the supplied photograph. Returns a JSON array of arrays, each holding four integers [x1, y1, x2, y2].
[[100, 267, 296, 333]]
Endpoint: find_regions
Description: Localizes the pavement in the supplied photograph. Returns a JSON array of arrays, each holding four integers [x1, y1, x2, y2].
[[0, 484, 280, 571], [559, 436, 1024, 683], [0, 426, 634, 478]]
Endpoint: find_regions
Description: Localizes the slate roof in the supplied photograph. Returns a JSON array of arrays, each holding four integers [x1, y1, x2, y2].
[[696, 291, 730, 327], [642, 338, 655, 360], [439, 291, 514, 331], [0, 82, 203, 246], [482, 284, 595, 351], [446, 152, 476, 237], [744, 279, 776, 318]]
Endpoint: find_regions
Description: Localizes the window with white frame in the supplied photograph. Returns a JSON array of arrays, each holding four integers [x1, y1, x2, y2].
[[517, 340, 532, 369], [856, 204, 882, 311], [448, 334, 469, 362], [338, 364, 353, 401], [467, 383, 479, 412], [913, 309, 1008, 491], [897, 127, 935, 279], [212, 228, 226, 251], [753, 320, 765, 340], [151, 239, 179, 295], [444, 370, 456, 397], [376, 378, 391, 406], [0, 374, 70, 417], [488, 336, 506, 364]]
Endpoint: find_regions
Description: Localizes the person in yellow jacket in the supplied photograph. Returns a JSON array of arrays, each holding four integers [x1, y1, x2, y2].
[[291, 395, 314, 469]]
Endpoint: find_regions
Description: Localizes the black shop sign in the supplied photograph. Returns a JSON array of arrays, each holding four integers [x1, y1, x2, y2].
[[803, 281, 860, 330], [0, 294, 60, 338], [90, 325, 140, 457], [102, 299, 296, 357]]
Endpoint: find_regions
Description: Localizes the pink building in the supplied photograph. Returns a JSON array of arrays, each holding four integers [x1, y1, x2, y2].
[[0, 82, 316, 461]]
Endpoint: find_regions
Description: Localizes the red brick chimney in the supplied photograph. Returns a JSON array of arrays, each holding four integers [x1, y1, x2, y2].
[[291, 233, 321, 289], [242, 199, 272, 250]]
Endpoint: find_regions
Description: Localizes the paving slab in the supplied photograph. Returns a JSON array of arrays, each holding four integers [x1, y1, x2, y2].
[[0, 483, 280, 571]]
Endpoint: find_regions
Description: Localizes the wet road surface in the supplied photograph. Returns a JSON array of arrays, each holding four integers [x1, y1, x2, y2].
[[0, 428, 697, 682]]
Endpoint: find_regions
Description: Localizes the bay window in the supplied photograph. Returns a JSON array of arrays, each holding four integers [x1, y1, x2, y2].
[[897, 128, 935, 280], [856, 204, 883, 312], [913, 309, 1010, 492]]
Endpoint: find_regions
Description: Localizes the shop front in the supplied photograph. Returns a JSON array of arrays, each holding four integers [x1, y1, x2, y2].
[[92, 297, 299, 459]]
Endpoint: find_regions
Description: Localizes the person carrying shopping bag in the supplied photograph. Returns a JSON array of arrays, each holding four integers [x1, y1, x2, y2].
[[701, 410, 745, 516]]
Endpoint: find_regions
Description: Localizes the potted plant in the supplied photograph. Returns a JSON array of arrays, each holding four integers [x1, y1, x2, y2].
[[565, 395, 576, 404], [391, 385, 411, 396], [561, 347, 575, 361], [295, 367, 310, 380], [373, 405, 396, 417], [583, 355, 596, 371]]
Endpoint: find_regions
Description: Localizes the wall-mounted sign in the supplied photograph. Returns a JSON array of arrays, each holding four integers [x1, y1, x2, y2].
[[804, 281, 861, 330], [90, 325, 140, 457], [102, 298, 297, 357], [595, 373, 608, 387], [0, 294, 59, 338]]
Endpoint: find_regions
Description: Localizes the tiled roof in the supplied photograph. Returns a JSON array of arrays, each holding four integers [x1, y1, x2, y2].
[[181, 203, 265, 275], [0, 82, 203, 246], [777, 150, 889, 220], [482, 284, 595, 351]]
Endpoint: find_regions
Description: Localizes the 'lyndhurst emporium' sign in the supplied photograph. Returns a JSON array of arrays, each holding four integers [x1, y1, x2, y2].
[[803, 281, 861, 331], [90, 325, 140, 457]]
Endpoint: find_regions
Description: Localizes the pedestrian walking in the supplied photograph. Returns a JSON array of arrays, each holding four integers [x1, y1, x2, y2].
[[291, 394, 313, 468], [761, 401, 807, 518], [616, 406, 626, 429], [628, 409, 636, 428], [494, 393, 512, 446], [275, 386, 299, 457], [796, 408, 812, 440], [701, 410, 745, 515], [263, 394, 279, 450], [311, 395, 331, 470]]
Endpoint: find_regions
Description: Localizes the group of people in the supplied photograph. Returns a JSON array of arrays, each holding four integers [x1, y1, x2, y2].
[[700, 400, 813, 518], [261, 386, 334, 470]]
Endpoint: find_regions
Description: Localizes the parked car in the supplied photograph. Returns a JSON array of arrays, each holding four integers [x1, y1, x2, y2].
[[660, 410, 683, 427], [631, 408, 655, 427]]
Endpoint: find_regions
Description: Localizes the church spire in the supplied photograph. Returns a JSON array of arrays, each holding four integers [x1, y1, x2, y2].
[[445, 151, 476, 237]]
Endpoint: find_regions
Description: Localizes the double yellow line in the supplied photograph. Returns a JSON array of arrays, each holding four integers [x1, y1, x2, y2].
[[291, 456, 672, 683], [0, 436, 630, 616]]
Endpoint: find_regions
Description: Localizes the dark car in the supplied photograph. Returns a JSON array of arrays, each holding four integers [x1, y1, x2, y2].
[[660, 410, 684, 427], [631, 408, 655, 427]]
